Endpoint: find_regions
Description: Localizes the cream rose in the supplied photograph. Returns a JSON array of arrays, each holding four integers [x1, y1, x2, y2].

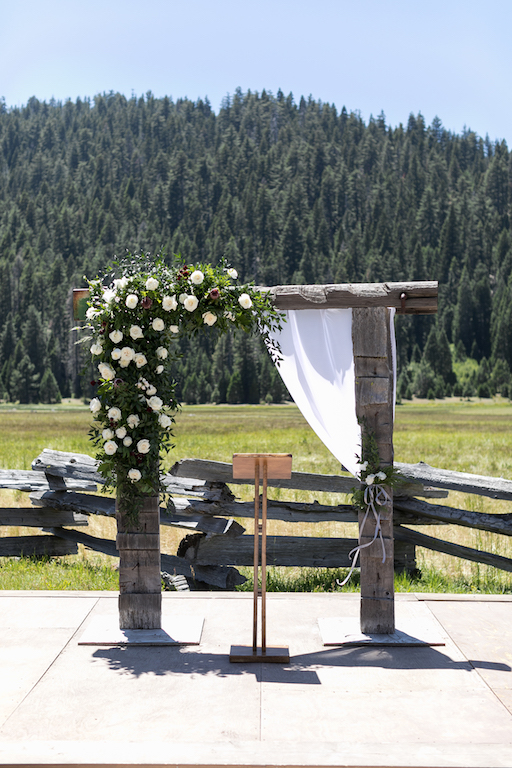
[[109, 329, 123, 343], [115, 426, 127, 439], [126, 294, 138, 309], [148, 395, 163, 411], [179, 293, 188, 304], [89, 397, 101, 414], [135, 353, 148, 368], [113, 277, 129, 291], [102, 428, 114, 440], [111, 348, 122, 360], [104, 440, 118, 456], [127, 414, 140, 428], [162, 295, 177, 311], [123, 436, 133, 447], [158, 413, 173, 429], [170, 325, 179, 333], [137, 439, 150, 454], [155, 365, 164, 374], [86, 306, 100, 319], [98, 363, 115, 381], [120, 347, 135, 363], [238, 293, 252, 309], [227, 268, 238, 279], [90, 343, 103, 355], [108, 407, 122, 421], [128, 468, 141, 482], [190, 270, 204, 285], [129, 325, 144, 340], [146, 385, 157, 396], [156, 346, 168, 359], [152, 318, 165, 331], [145, 277, 159, 290], [202, 311, 217, 326], [184, 295, 199, 312]]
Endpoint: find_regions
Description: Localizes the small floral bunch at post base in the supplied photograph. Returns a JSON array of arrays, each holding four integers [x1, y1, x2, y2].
[[85, 251, 283, 526]]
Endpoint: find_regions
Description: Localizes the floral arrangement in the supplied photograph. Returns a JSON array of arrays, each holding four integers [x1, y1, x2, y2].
[[85, 251, 283, 523]]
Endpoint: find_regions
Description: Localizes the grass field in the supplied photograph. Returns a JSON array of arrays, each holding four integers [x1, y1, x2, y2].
[[1, 397, 512, 592]]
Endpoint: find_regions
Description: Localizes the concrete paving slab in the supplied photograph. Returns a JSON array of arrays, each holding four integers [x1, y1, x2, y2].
[[78, 615, 204, 645], [1, 591, 512, 768], [0, 594, 98, 628]]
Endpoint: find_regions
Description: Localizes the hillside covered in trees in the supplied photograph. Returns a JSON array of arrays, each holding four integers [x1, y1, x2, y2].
[[0, 88, 511, 404]]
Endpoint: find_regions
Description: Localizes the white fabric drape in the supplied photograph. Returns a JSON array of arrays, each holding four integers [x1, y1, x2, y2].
[[269, 307, 397, 478], [269, 308, 362, 476]]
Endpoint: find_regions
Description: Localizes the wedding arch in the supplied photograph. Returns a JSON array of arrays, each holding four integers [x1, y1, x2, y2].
[[81, 258, 437, 637]]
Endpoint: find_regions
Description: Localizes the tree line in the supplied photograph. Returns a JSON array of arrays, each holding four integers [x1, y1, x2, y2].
[[0, 88, 511, 404]]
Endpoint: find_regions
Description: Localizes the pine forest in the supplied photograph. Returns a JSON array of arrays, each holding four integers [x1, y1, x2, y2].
[[0, 88, 511, 405]]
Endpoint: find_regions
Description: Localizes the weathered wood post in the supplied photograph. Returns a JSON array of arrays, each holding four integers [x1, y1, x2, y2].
[[353, 307, 395, 633], [116, 495, 162, 630]]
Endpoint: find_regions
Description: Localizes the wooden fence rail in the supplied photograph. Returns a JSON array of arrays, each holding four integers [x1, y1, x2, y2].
[[1, 449, 512, 589]]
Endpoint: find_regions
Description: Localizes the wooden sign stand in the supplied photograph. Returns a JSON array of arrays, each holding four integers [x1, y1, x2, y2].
[[230, 453, 292, 663]]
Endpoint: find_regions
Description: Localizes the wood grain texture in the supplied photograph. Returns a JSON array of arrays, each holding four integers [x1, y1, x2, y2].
[[394, 526, 512, 572], [353, 306, 395, 634], [0, 534, 78, 557]]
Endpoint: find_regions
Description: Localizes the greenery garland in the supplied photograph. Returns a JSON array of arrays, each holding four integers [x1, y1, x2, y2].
[[351, 422, 404, 509], [85, 251, 283, 524]]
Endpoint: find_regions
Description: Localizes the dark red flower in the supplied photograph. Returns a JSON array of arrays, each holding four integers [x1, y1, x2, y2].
[[209, 288, 220, 300], [90, 380, 96, 386], [142, 296, 153, 309]]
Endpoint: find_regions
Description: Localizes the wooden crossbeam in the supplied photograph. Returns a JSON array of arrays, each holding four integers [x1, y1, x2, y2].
[[264, 281, 438, 313]]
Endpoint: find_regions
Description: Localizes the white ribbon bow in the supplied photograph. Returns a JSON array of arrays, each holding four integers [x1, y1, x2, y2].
[[338, 483, 390, 587]]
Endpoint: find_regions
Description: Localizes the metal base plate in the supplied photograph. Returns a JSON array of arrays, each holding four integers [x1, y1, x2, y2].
[[318, 617, 446, 647], [230, 645, 290, 663], [78, 615, 204, 646]]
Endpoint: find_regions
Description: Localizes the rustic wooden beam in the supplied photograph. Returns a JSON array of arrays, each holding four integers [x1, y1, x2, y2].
[[0, 468, 96, 492], [170, 458, 447, 499], [179, 533, 416, 572], [394, 497, 512, 536], [395, 462, 512, 501], [264, 281, 438, 313], [30, 489, 245, 537], [353, 306, 395, 634], [0, 535, 78, 557], [394, 526, 512, 573], [49, 527, 245, 589], [0, 507, 88, 527]]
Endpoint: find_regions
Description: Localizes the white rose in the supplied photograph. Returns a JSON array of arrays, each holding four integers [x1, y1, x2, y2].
[[102, 288, 115, 304], [102, 428, 114, 440], [109, 329, 123, 344], [111, 348, 122, 361], [170, 325, 179, 333], [127, 414, 140, 428], [179, 293, 188, 304], [145, 277, 159, 290], [108, 407, 121, 421], [162, 295, 177, 311], [376, 471, 387, 482], [148, 395, 163, 411], [123, 436, 133, 447], [146, 385, 157, 396], [137, 439, 151, 454], [98, 363, 115, 381], [156, 365, 164, 374], [238, 293, 252, 310], [86, 306, 99, 319], [128, 468, 141, 482], [135, 353, 147, 368], [152, 318, 165, 331], [89, 397, 101, 414], [129, 325, 144, 340], [227, 268, 238, 279], [90, 343, 103, 356], [104, 440, 118, 456], [120, 347, 135, 363], [126, 294, 138, 309], [190, 270, 204, 285], [116, 426, 127, 439], [365, 474, 376, 486], [202, 311, 217, 326], [156, 346, 168, 360], [184, 295, 199, 312], [224, 311, 235, 321], [113, 277, 129, 291], [158, 413, 173, 428]]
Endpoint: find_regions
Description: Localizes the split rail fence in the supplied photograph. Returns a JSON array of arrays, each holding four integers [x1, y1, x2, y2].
[[1, 449, 512, 589]]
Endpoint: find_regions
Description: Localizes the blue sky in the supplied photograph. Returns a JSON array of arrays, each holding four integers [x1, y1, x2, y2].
[[2, 0, 511, 145]]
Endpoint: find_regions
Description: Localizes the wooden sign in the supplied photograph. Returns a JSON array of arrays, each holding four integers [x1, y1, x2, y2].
[[73, 288, 89, 321]]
